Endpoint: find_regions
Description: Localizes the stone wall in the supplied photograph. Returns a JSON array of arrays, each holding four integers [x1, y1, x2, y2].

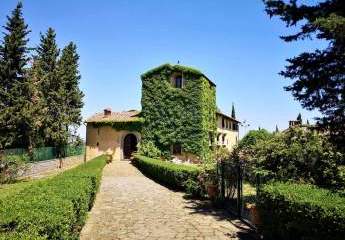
[[23, 154, 85, 179]]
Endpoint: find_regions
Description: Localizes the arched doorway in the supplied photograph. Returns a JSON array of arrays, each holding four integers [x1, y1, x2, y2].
[[123, 134, 137, 159]]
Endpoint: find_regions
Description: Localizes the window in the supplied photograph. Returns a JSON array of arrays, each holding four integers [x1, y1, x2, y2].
[[172, 144, 182, 155], [222, 135, 226, 144], [96, 142, 99, 147], [233, 123, 239, 131], [172, 75, 183, 88], [222, 118, 225, 128]]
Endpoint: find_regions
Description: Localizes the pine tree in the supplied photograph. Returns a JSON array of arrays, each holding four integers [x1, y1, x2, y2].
[[307, 119, 310, 125], [275, 125, 279, 133], [263, 0, 345, 150], [0, 2, 31, 149], [297, 113, 302, 123], [231, 103, 236, 119], [57, 42, 84, 140], [35, 28, 67, 148]]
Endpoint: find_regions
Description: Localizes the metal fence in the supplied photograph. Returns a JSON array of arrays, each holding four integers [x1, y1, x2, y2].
[[3, 145, 85, 162], [217, 160, 262, 228]]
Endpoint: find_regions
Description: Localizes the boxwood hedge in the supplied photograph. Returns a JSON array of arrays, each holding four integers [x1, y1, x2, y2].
[[0, 155, 107, 239], [132, 155, 201, 191], [257, 182, 345, 240]]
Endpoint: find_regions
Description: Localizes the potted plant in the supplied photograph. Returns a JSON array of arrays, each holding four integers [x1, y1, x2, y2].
[[199, 165, 218, 199], [245, 203, 261, 225]]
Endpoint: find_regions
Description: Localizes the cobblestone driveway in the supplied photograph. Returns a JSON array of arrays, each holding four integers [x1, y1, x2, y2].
[[80, 160, 253, 240]]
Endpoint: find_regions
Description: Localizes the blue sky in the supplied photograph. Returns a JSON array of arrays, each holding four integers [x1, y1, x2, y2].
[[1, 0, 325, 138]]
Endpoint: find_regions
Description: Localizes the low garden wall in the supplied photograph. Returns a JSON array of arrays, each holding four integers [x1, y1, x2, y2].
[[23, 154, 85, 179]]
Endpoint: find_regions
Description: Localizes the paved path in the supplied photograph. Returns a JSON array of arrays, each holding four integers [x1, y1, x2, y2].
[[80, 160, 254, 240]]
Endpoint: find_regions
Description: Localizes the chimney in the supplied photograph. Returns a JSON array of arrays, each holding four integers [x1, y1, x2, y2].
[[104, 108, 112, 117]]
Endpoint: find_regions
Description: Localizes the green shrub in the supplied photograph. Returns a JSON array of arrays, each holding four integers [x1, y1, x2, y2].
[[257, 182, 345, 240], [0, 154, 27, 184], [133, 155, 201, 194], [0, 155, 107, 239], [238, 129, 272, 149], [137, 141, 162, 159], [235, 127, 344, 189]]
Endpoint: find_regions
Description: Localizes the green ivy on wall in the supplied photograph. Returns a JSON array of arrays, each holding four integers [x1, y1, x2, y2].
[[92, 119, 143, 132], [141, 64, 217, 162]]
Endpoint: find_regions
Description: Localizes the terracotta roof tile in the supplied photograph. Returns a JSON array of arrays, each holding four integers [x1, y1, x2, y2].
[[86, 110, 140, 123]]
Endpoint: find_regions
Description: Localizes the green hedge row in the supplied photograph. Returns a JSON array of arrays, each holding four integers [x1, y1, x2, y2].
[[132, 155, 201, 191], [257, 182, 345, 240], [0, 155, 107, 239]]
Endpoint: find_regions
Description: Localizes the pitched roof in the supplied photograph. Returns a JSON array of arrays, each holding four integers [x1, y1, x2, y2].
[[216, 111, 240, 123], [86, 110, 141, 123]]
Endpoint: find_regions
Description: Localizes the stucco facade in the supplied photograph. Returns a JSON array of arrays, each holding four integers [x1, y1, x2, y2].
[[216, 112, 239, 152], [85, 110, 142, 161]]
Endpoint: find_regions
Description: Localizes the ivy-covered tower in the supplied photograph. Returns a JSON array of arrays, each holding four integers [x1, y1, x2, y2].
[[141, 64, 217, 162]]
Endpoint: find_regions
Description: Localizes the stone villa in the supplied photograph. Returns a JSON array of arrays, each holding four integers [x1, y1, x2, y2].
[[85, 64, 239, 161]]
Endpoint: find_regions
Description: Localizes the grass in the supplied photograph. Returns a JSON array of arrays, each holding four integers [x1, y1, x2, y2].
[[243, 181, 256, 204]]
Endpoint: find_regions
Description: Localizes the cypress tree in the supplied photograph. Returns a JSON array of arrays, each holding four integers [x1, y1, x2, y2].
[[0, 2, 31, 149], [231, 103, 236, 119], [57, 42, 84, 139], [297, 113, 302, 123], [263, 0, 345, 150], [35, 28, 66, 148], [275, 125, 279, 133]]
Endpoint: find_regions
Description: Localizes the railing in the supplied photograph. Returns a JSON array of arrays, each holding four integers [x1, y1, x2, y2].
[[217, 159, 263, 228], [3, 146, 85, 162]]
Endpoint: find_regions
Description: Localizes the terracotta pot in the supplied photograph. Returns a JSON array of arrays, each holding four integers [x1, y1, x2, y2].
[[206, 184, 218, 198], [246, 204, 261, 225]]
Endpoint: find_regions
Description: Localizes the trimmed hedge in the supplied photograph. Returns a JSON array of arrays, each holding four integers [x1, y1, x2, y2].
[[0, 155, 107, 239], [257, 182, 345, 240], [132, 155, 201, 191]]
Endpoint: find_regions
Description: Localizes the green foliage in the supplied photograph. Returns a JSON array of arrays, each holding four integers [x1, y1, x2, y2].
[[0, 155, 106, 239], [263, 0, 345, 151], [137, 141, 161, 159], [0, 154, 27, 184], [0, 2, 32, 149], [0, 4, 84, 151], [140, 64, 217, 162], [231, 103, 236, 119], [257, 182, 345, 240], [242, 127, 344, 189], [57, 42, 84, 127], [132, 155, 201, 194], [92, 119, 143, 132], [238, 129, 272, 149], [214, 146, 230, 161]]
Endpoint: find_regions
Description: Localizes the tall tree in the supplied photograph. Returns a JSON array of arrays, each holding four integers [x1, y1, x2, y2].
[[231, 103, 236, 119], [275, 125, 279, 133], [0, 2, 31, 149], [35, 28, 66, 148], [56, 42, 84, 142], [263, 0, 345, 150]]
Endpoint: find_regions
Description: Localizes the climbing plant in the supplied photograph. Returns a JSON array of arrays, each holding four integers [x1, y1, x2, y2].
[[140, 64, 217, 162], [91, 119, 143, 132]]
